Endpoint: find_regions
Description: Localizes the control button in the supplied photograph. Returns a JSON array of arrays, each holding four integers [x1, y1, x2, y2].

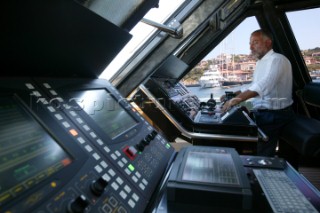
[[150, 130, 157, 139], [135, 142, 144, 152], [67, 195, 89, 213], [123, 146, 137, 160], [91, 176, 108, 196], [144, 135, 152, 144], [141, 138, 149, 146]]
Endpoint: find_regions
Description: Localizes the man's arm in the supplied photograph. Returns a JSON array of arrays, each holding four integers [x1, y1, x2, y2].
[[222, 90, 258, 112]]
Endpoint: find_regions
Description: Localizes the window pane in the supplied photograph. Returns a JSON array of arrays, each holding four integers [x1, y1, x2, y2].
[[100, 0, 186, 80], [182, 16, 259, 107], [286, 8, 320, 83]]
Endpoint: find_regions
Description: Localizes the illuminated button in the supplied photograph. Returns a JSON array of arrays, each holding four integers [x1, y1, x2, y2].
[[69, 129, 78, 136], [165, 143, 171, 149], [95, 165, 103, 173], [38, 98, 48, 104], [142, 179, 148, 186], [62, 121, 70, 128], [13, 185, 25, 195], [83, 125, 90, 131], [111, 182, 119, 191], [104, 146, 110, 153], [56, 97, 64, 102], [117, 161, 124, 168], [161, 139, 166, 145], [0, 193, 13, 203], [69, 111, 77, 116], [124, 185, 131, 194], [120, 190, 127, 199], [43, 83, 51, 88], [128, 164, 135, 172], [63, 104, 71, 110], [128, 199, 136, 208], [77, 137, 85, 144], [121, 158, 128, 164], [76, 118, 83, 124], [51, 181, 57, 188], [85, 145, 93, 152], [92, 153, 100, 160], [90, 132, 97, 138], [26, 179, 35, 187], [50, 90, 58, 95], [132, 176, 138, 183], [47, 106, 56, 112], [103, 173, 111, 182], [132, 193, 139, 202], [124, 168, 131, 175], [116, 177, 123, 185], [32, 91, 41, 97], [54, 113, 63, 120], [135, 172, 141, 179], [100, 161, 108, 168], [97, 139, 103, 145], [115, 151, 121, 157], [108, 169, 116, 177], [125, 146, 137, 158], [25, 83, 35, 89], [139, 183, 145, 190], [111, 154, 117, 160]]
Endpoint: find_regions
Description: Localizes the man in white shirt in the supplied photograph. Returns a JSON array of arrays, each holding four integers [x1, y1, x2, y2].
[[221, 29, 295, 156]]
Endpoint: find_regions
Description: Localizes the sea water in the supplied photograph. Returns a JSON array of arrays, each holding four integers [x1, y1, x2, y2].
[[187, 85, 246, 102]]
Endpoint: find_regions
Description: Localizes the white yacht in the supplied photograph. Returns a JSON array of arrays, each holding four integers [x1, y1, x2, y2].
[[199, 65, 223, 88]]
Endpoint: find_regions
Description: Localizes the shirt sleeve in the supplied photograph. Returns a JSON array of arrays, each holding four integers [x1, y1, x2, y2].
[[248, 56, 290, 98]]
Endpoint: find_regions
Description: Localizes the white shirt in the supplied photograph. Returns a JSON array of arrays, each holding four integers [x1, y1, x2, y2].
[[246, 49, 293, 110]]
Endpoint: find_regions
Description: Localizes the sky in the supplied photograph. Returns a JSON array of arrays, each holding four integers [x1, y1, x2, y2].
[[100, 2, 320, 79], [204, 7, 320, 59]]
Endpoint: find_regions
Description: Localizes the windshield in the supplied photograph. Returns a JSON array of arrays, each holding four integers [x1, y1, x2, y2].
[[99, 0, 185, 80]]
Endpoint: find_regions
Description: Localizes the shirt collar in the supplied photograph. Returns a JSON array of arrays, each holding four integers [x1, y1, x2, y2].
[[260, 49, 274, 61]]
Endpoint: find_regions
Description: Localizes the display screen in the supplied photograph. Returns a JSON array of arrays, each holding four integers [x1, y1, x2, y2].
[[70, 89, 138, 139], [0, 97, 72, 200], [182, 151, 240, 186]]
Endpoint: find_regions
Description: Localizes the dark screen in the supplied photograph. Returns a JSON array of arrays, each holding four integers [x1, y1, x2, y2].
[[70, 89, 137, 139], [182, 151, 240, 185], [0, 97, 72, 198]]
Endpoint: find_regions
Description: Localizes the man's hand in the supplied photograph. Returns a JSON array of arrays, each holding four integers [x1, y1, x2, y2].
[[222, 97, 242, 112]]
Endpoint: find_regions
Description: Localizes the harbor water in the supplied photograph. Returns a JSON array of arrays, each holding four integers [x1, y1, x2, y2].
[[186, 84, 247, 102]]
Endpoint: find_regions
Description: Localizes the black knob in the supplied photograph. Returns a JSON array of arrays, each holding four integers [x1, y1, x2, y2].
[[150, 130, 157, 139], [141, 138, 149, 146], [135, 142, 145, 152], [68, 195, 89, 213], [90, 176, 108, 196], [145, 133, 153, 142]]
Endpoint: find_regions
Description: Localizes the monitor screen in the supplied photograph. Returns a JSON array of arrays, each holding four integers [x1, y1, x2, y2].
[[0, 97, 72, 198], [182, 151, 240, 186], [69, 89, 138, 139]]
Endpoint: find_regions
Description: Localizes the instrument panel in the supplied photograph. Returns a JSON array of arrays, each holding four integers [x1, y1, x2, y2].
[[0, 78, 175, 213]]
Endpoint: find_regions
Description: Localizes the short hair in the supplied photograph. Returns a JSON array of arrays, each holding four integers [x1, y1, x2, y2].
[[252, 29, 273, 42]]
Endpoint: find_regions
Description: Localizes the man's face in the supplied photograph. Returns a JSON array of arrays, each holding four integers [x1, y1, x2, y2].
[[250, 32, 271, 59]]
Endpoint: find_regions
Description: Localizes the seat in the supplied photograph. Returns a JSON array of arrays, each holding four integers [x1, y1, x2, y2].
[[281, 115, 320, 157]]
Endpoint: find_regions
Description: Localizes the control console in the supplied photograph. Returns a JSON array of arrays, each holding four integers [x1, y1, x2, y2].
[[0, 78, 175, 213]]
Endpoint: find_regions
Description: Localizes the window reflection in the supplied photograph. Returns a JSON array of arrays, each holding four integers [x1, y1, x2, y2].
[[286, 8, 320, 82]]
